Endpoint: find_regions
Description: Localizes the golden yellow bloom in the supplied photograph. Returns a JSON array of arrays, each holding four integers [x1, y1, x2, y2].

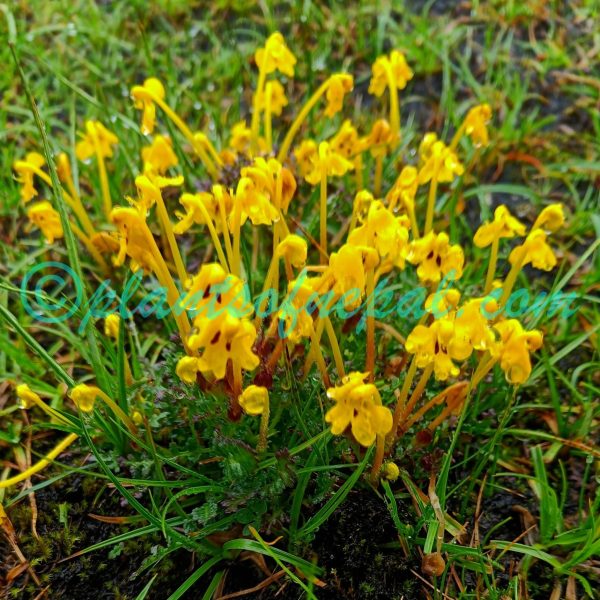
[[255, 32, 296, 77], [110, 207, 157, 272], [70, 383, 99, 412], [173, 192, 216, 234], [405, 318, 465, 381], [330, 120, 361, 159], [75, 120, 118, 161], [230, 120, 252, 154], [325, 74, 353, 118], [176, 356, 201, 384], [387, 166, 419, 213], [131, 77, 165, 135], [492, 320, 543, 384], [56, 152, 73, 185], [13, 152, 45, 203], [352, 190, 375, 223], [348, 200, 410, 266], [533, 203, 565, 232], [305, 141, 354, 185], [363, 119, 395, 157], [16, 383, 42, 410], [142, 134, 178, 175], [256, 80, 288, 116], [187, 312, 259, 380], [241, 157, 296, 209], [104, 314, 121, 339], [277, 275, 323, 343], [328, 244, 379, 308], [382, 462, 400, 481], [239, 385, 269, 416], [425, 289, 461, 317], [325, 371, 393, 447], [407, 232, 464, 283], [277, 234, 308, 267], [474, 205, 526, 248], [509, 229, 557, 271], [418, 138, 464, 184], [234, 176, 279, 226], [368, 50, 413, 97], [463, 104, 492, 147], [451, 297, 498, 358], [131, 174, 163, 213], [27, 201, 64, 244], [294, 139, 318, 178]]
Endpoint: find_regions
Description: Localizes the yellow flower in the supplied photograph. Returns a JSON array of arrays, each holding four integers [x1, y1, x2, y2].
[[173, 192, 217, 234], [364, 119, 394, 157], [424, 289, 461, 317], [16, 384, 42, 410], [131, 174, 162, 213], [109, 207, 157, 272], [294, 139, 318, 178], [131, 77, 165, 135], [387, 166, 419, 213], [234, 176, 279, 226], [474, 205, 526, 248], [56, 153, 73, 185], [104, 314, 121, 339], [325, 372, 393, 447], [187, 312, 259, 380], [277, 275, 323, 343], [276, 234, 308, 267], [239, 385, 269, 416], [419, 132, 439, 160], [451, 297, 497, 358], [325, 74, 353, 118], [509, 229, 557, 271], [70, 383, 99, 412], [330, 120, 361, 158], [418, 138, 464, 184], [13, 152, 45, 203], [256, 80, 288, 116], [328, 244, 379, 308], [348, 200, 410, 266], [533, 203, 565, 232], [492, 320, 543, 384], [405, 318, 464, 381], [255, 32, 296, 77], [305, 141, 354, 185], [75, 120, 118, 161], [463, 104, 492, 146], [142, 134, 178, 175], [176, 356, 201, 384], [407, 232, 464, 283], [27, 201, 64, 244], [382, 462, 400, 481], [352, 190, 375, 224], [368, 50, 413, 97], [228, 120, 267, 156]]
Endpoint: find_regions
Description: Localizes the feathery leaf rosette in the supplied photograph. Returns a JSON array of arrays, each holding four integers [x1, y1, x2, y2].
[[325, 372, 393, 447]]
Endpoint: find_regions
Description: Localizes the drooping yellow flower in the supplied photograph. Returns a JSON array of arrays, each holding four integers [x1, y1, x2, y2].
[[13, 152, 45, 203], [70, 383, 99, 412], [492, 320, 543, 384], [348, 200, 410, 266], [533, 203, 565, 232], [56, 153, 73, 186], [368, 50, 414, 97], [104, 314, 121, 339], [109, 207, 157, 272], [234, 176, 279, 226], [387, 165, 419, 213], [363, 119, 394, 157], [173, 192, 217, 235], [75, 120, 119, 161], [256, 80, 288, 116], [131, 77, 166, 135], [324, 74, 354, 118], [509, 229, 558, 271], [186, 312, 259, 380], [276, 234, 308, 268], [277, 275, 324, 342], [330, 120, 361, 159], [463, 104, 492, 147], [407, 232, 464, 283], [418, 138, 464, 184], [424, 289, 461, 317], [325, 371, 393, 447], [451, 297, 498, 358], [16, 384, 42, 410], [305, 141, 354, 185], [328, 244, 379, 308], [294, 139, 318, 178], [175, 356, 201, 384], [27, 201, 64, 244], [255, 32, 296, 77], [142, 134, 178, 175], [230, 120, 252, 155], [352, 190, 375, 224], [241, 157, 296, 210], [474, 205, 526, 248], [239, 385, 269, 416], [405, 318, 467, 381]]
